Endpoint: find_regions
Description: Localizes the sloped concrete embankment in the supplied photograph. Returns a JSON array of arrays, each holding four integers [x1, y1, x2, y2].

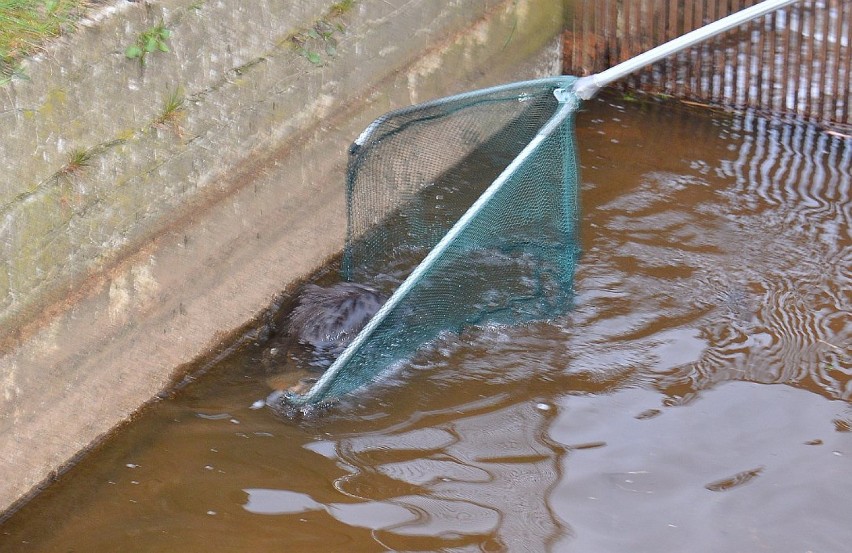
[[0, 0, 564, 515]]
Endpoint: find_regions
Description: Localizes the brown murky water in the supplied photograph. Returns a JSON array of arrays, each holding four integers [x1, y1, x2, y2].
[[2, 95, 850, 552]]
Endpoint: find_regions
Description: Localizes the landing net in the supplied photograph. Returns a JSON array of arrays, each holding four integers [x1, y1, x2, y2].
[[286, 76, 582, 408]]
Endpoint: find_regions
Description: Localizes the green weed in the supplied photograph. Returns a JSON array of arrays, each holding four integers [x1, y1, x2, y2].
[[286, 1, 355, 66], [125, 21, 171, 65]]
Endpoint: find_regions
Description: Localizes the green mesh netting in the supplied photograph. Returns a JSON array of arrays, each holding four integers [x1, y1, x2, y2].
[[284, 76, 582, 408]]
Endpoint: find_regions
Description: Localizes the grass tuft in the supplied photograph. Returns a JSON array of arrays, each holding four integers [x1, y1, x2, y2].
[[153, 86, 186, 135], [59, 146, 93, 175], [0, 0, 90, 82]]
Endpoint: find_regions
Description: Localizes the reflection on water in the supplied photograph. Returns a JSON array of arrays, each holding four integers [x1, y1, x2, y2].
[[327, 398, 565, 551], [548, 383, 850, 552], [1, 96, 850, 552]]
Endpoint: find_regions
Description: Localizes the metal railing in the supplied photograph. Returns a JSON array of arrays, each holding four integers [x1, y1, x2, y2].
[[565, 0, 852, 126]]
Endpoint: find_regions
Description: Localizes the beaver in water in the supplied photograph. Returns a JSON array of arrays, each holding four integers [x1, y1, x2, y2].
[[289, 282, 385, 352], [262, 282, 385, 401]]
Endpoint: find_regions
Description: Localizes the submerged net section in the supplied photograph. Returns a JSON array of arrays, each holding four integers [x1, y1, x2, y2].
[[287, 77, 582, 407]]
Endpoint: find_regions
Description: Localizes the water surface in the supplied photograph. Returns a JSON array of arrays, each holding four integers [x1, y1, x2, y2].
[[1, 95, 850, 552]]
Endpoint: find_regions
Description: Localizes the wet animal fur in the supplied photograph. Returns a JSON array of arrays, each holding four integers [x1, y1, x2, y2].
[[288, 282, 385, 353]]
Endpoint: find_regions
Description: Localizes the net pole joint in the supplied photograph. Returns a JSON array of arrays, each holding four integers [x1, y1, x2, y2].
[[554, 87, 582, 108]]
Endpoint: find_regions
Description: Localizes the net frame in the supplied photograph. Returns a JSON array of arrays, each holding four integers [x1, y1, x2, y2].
[[283, 76, 581, 408], [269, 2, 803, 412]]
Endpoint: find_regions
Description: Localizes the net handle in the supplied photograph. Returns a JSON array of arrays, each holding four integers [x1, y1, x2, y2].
[[572, 0, 800, 100]]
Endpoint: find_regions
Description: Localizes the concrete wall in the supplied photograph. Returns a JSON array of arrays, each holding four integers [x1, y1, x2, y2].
[[0, 0, 564, 516]]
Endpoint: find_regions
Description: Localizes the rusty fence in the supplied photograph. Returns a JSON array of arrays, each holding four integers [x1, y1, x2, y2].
[[564, 0, 852, 126]]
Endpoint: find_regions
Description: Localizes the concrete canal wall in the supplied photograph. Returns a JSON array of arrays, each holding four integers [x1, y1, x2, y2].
[[0, 0, 564, 515]]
